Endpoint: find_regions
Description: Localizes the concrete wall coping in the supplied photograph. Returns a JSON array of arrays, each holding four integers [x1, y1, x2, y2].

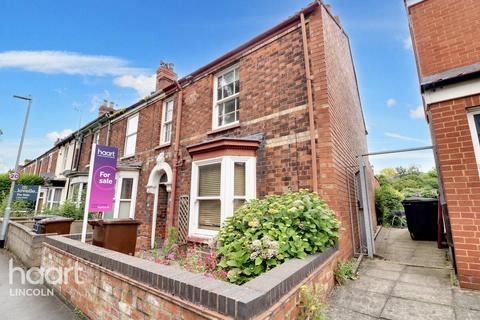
[[45, 235, 337, 319]]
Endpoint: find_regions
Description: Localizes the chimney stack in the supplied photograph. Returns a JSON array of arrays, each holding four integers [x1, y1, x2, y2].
[[156, 61, 177, 92], [98, 100, 116, 116]]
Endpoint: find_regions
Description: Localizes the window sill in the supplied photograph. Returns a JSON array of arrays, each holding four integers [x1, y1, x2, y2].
[[187, 234, 215, 244], [207, 123, 241, 135], [120, 155, 135, 161], [154, 143, 172, 150]]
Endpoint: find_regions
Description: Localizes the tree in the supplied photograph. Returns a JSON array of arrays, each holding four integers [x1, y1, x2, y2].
[[379, 167, 396, 179]]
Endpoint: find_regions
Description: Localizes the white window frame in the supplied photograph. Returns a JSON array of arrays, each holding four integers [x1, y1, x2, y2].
[[61, 145, 69, 172], [46, 187, 63, 209], [467, 107, 480, 176], [113, 171, 139, 219], [189, 155, 256, 237], [93, 130, 100, 145], [124, 114, 139, 157], [212, 64, 240, 129], [160, 98, 174, 145], [47, 154, 53, 172]]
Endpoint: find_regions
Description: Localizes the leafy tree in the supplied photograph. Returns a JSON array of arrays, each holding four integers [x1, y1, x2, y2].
[[379, 168, 396, 179], [0, 173, 44, 201]]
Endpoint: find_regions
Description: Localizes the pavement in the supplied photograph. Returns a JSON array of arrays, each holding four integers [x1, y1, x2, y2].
[[0, 249, 76, 320], [326, 228, 480, 320]]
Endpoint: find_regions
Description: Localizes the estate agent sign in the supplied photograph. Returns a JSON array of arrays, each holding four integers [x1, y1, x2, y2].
[[81, 144, 118, 242], [87, 144, 118, 211], [12, 185, 40, 203]]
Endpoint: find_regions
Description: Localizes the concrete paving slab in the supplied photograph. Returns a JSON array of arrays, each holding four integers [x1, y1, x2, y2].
[[454, 307, 480, 319], [380, 297, 455, 320], [453, 288, 480, 311], [359, 260, 406, 272], [398, 272, 450, 288], [324, 305, 377, 320], [329, 287, 388, 317], [391, 281, 453, 306], [349, 275, 396, 295], [363, 268, 402, 281]]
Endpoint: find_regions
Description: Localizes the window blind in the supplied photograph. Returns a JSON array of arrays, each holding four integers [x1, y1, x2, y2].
[[234, 162, 246, 196], [199, 200, 221, 230], [198, 163, 221, 196]]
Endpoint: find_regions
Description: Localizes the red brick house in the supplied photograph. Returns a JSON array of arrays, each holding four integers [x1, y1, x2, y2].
[[22, 2, 374, 262], [406, 0, 480, 289]]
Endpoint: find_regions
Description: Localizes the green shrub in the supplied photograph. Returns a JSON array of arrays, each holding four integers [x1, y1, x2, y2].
[[217, 190, 340, 284], [42, 201, 85, 220], [375, 185, 404, 217], [0, 173, 44, 202], [0, 199, 35, 217]]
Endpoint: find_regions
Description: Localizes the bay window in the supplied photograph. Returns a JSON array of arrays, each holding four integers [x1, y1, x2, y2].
[[189, 156, 255, 237], [124, 114, 139, 157], [160, 99, 174, 145], [213, 65, 240, 129]]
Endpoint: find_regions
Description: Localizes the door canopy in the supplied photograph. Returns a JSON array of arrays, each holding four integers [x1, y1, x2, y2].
[[146, 152, 172, 193]]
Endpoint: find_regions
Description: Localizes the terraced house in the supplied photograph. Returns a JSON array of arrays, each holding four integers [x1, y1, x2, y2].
[[21, 1, 375, 261]]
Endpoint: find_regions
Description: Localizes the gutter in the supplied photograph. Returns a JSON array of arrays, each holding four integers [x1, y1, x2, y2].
[[300, 12, 319, 193]]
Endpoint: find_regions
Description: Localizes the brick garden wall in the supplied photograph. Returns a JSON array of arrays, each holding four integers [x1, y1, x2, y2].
[[41, 236, 339, 320], [429, 94, 480, 289], [408, 0, 480, 78]]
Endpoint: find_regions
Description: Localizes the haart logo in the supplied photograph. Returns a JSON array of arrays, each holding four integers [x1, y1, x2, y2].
[[97, 148, 116, 159]]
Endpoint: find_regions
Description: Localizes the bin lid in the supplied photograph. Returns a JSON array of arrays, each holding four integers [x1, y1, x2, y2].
[[37, 217, 75, 224], [88, 218, 142, 226], [33, 215, 60, 222], [402, 196, 438, 203]]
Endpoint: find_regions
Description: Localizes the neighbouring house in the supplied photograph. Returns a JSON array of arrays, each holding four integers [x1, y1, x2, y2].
[[21, 1, 375, 263], [406, 0, 480, 290]]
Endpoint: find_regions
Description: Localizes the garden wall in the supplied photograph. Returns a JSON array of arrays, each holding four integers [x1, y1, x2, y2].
[[5, 220, 91, 268], [42, 235, 339, 319]]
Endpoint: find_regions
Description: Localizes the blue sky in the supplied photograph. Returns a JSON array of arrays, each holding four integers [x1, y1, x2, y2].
[[0, 0, 435, 173]]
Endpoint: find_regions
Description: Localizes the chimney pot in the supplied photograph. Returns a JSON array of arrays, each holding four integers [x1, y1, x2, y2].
[[156, 60, 177, 92], [98, 100, 116, 117]]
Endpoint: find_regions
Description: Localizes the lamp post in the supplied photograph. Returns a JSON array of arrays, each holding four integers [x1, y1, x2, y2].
[[0, 95, 32, 248]]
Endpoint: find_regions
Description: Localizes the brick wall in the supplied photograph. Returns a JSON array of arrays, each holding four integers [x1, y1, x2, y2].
[[41, 236, 339, 320], [429, 94, 480, 289], [307, 6, 372, 259], [408, 0, 480, 78]]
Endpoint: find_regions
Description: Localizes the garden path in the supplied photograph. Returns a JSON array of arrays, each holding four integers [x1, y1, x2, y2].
[[325, 228, 480, 320]]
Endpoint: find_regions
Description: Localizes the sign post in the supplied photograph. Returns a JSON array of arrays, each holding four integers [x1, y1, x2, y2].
[[81, 144, 118, 243]]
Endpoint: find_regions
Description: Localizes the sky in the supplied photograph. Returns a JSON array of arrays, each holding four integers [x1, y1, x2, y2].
[[0, 0, 435, 173]]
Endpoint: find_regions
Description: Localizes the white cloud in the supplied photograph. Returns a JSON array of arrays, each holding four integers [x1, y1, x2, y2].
[[113, 74, 156, 97], [386, 98, 397, 108], [0, 138, 53, 172], [46, 129, 73, 142], [385, 132, 429, 144], [403, 36, 413, 50], [0, 50, 145, 76], [89, 90, 110, 112], [409, 105, 425, 119]]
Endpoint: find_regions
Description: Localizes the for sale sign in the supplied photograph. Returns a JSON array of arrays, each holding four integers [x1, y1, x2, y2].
[[12, 185, 40, 203], [86, 144, 118, 212]]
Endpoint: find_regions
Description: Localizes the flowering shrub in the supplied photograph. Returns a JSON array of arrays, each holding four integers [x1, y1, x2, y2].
[[217, 190, 340, 284]]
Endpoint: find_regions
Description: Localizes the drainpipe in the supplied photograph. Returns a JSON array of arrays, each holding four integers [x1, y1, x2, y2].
[[300, 12, 319, 193], [166, 83, 183, 232]]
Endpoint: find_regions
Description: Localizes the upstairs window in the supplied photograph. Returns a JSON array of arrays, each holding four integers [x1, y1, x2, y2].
[[213, 65, 240, 129], [93, 130, 100, 145], [124, 114, 138, 157], [160, 99, 174, 145]]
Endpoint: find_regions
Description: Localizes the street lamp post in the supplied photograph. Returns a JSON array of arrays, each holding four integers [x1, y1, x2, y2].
[[0, 95, 32, 248]]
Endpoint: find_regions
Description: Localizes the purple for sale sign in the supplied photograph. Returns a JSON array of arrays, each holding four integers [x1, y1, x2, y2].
[[87, 144, 118, 212]]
